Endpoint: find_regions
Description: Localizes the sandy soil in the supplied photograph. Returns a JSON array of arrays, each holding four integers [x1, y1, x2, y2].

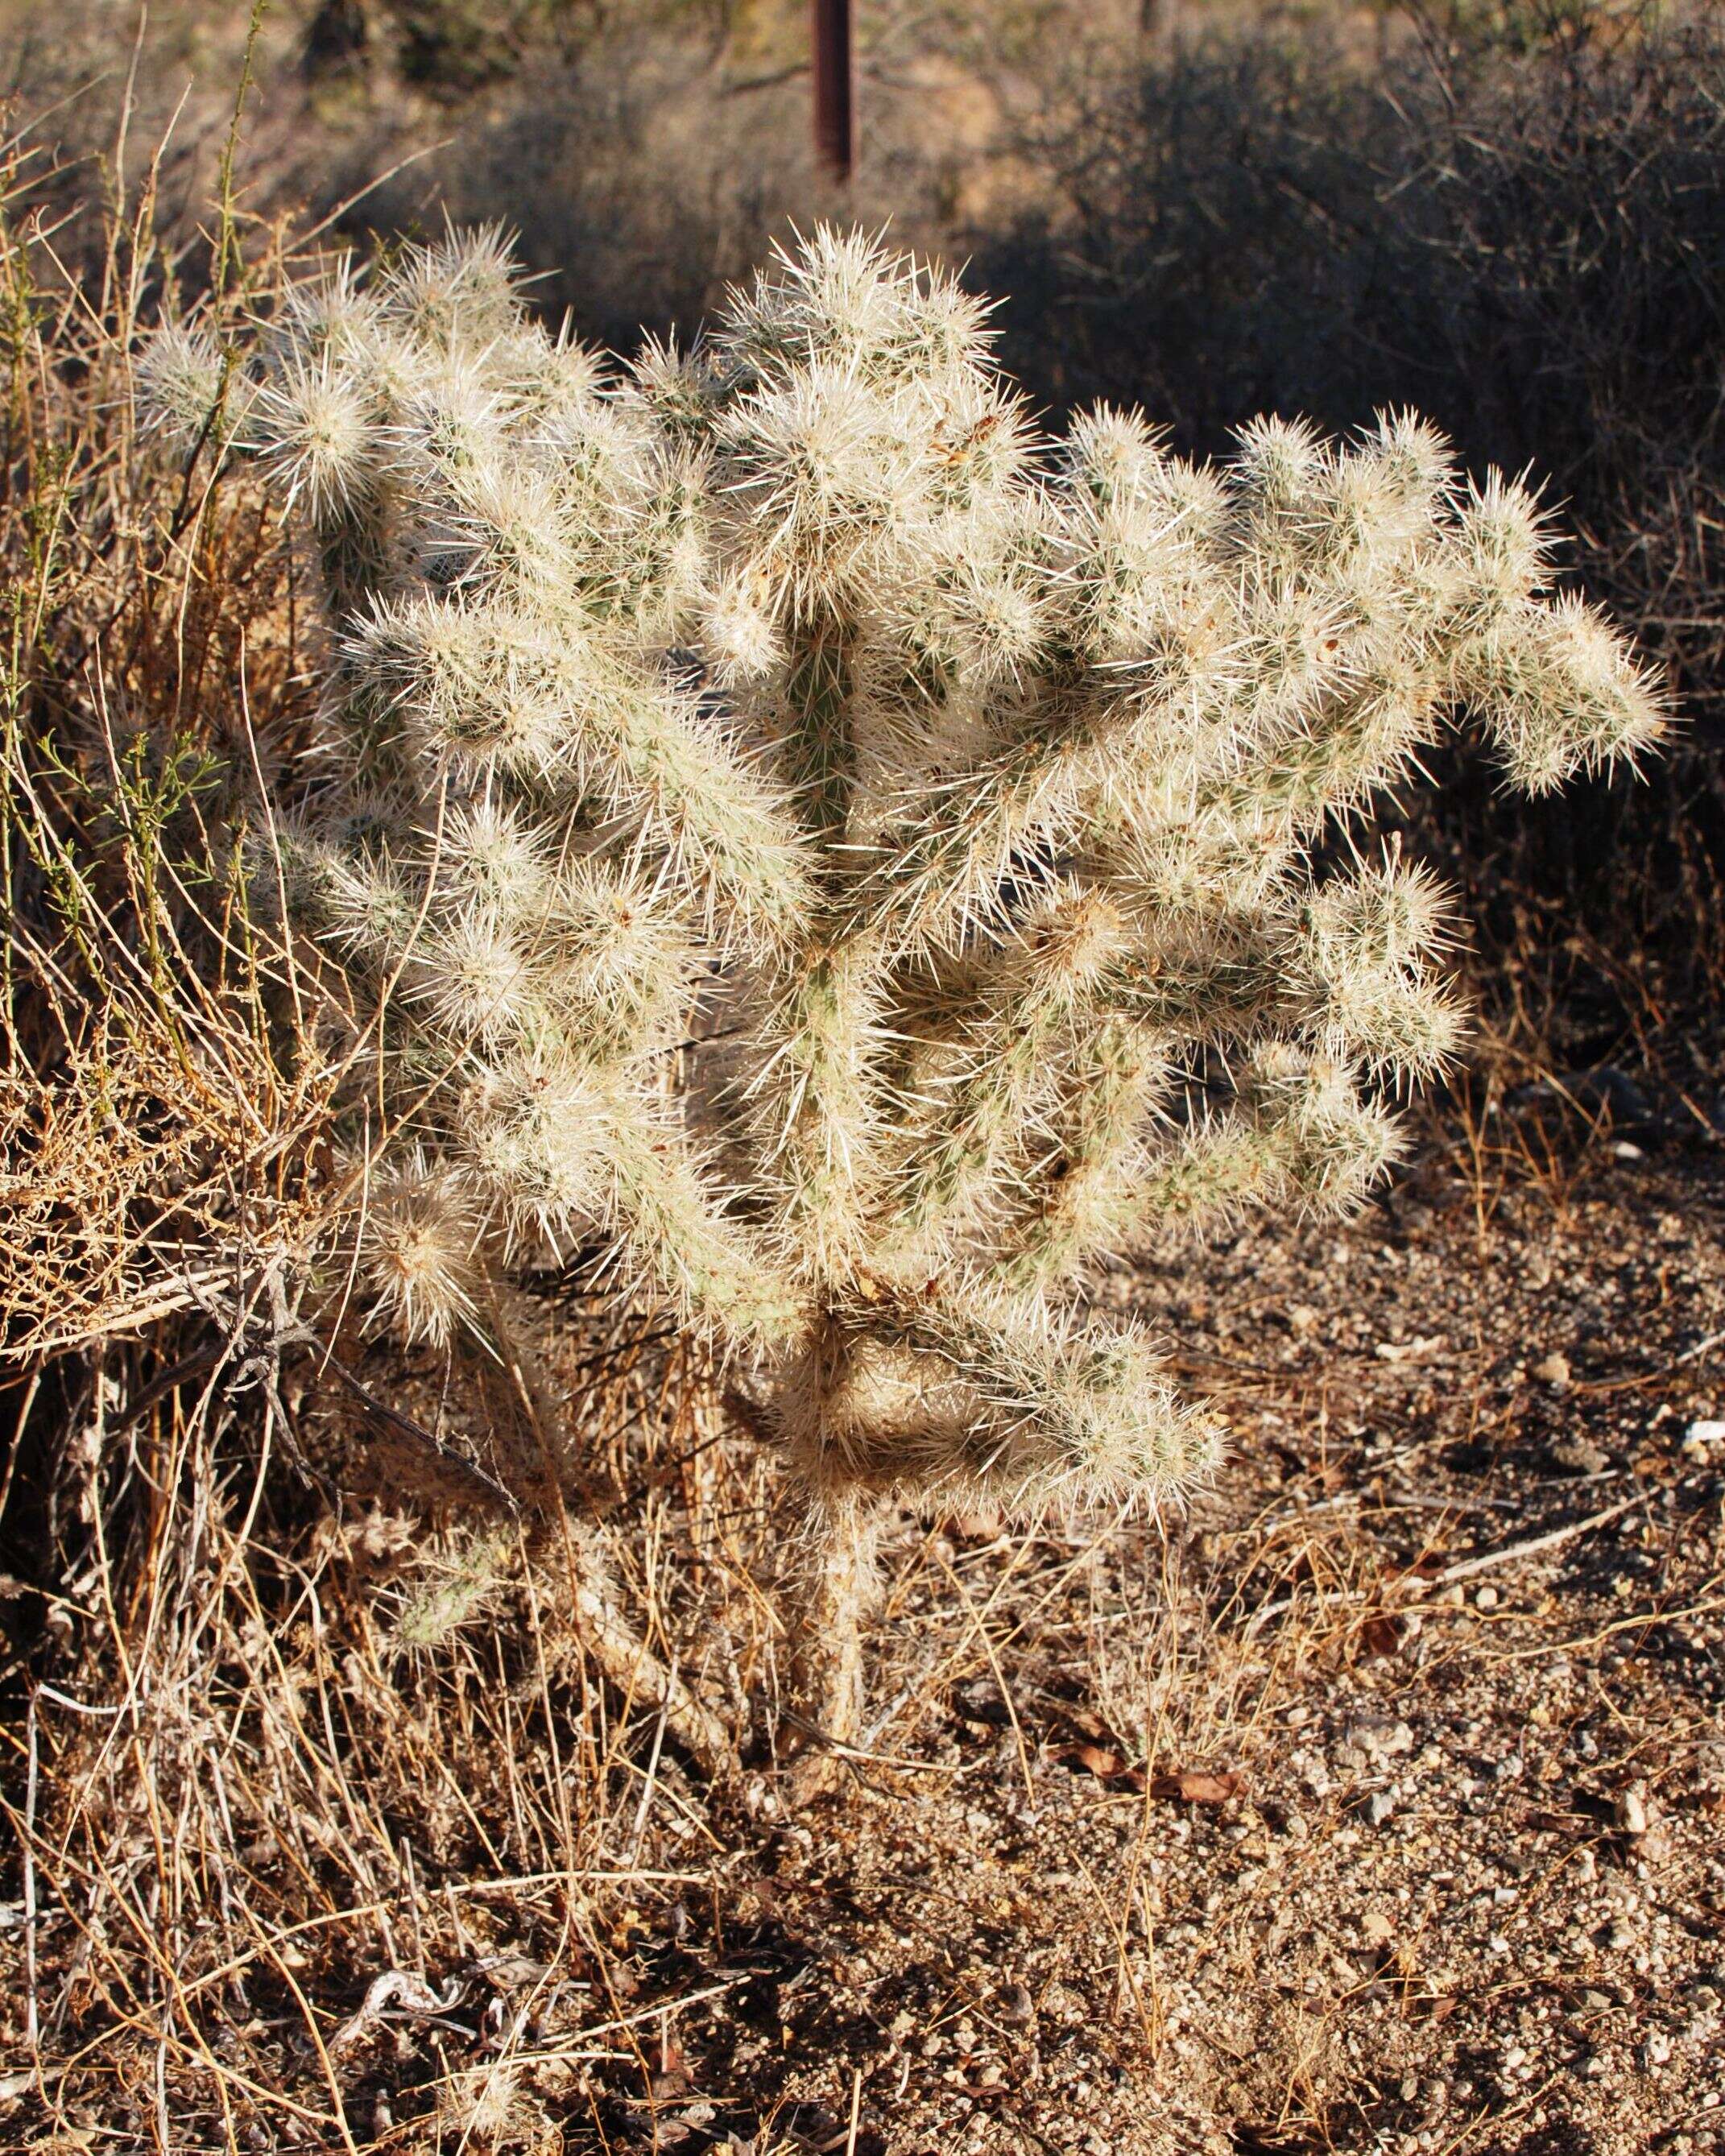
[[418, 1107, 1725, 2154], [561, 1111, 1725, 2156]]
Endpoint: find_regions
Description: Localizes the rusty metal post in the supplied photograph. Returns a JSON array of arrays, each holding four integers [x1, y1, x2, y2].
[[812, 0, 854, 181]]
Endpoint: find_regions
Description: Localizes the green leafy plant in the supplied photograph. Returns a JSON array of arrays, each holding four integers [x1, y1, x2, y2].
[[142, 225, 1664, 1765]]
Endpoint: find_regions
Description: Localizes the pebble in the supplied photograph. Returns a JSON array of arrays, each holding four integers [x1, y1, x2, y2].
[[1475, 1585, 1500, 1610], [1682, 1419, 1725, 1463], [1367, 1791, 1396, 1827], [1549, 1436, 1611, 1475], [1346, 1718, 1416, 1758], [1615, 1786, 1650, 1837], [1534, 1351, 1572, 1387]]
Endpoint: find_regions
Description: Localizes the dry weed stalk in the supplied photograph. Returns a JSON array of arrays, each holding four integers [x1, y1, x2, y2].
[[0, 105, 802, 2148], [2, 61, 735, 1740]]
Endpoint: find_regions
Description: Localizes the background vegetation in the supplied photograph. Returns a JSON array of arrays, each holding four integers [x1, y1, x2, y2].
[[10, 0, 1717, 1069]]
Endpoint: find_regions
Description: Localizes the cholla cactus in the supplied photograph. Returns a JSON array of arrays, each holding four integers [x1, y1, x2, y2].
[[144, 226, 1664, 1756]]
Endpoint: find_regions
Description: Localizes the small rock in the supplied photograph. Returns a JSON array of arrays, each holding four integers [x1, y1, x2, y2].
[[1376, 1335, 1446, 1364], [1367, 1791, 1395, 1827], [1549, 1436, 1611, 1476], [1346, 1716, 1416, 1758], [1611, 1140, 1645, 1161], [1615, 1786, 1650, 1837], [1475, 1585, 1500, 1610], [1582, 1989, 1615, 2013], [1682, 1418, 1725, 1466], [1607, 1920, 1636, 1951], [1361, 1910, 1395, 1947], [1534, 1351, 1572, 1388]]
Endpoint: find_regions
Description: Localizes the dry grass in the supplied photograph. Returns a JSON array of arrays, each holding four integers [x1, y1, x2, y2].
[[0, 102, 832, 2152], [10, 1070, 1724, 2152], [2, 1304, 801, 2151]]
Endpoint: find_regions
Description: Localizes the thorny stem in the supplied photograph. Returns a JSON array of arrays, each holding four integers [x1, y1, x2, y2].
[[787, 1488, 884, 1799]]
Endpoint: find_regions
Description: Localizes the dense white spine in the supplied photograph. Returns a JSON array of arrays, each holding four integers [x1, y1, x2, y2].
[[144, 226, 1667, 1525]]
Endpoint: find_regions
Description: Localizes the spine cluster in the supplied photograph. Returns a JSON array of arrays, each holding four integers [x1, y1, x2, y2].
[[143, 226, 1665, 1517]]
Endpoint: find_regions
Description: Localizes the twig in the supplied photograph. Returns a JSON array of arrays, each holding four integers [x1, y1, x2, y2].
[[1571, 1326, 1725, 1397], [775, 1703, 955, 1773], [846, 2064, 864, 2155], [561, 1975, 750, 2050], [1431, 1491, 1650, 1587], [325, 1355, 523, 1515], [627, 1670, 673, 1867], [1243, 1490, 1652, 1634], [23, 1690, 39, 2058]]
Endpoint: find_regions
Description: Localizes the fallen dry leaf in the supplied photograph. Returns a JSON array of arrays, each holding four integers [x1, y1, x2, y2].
[[1061, 1740, 1130, 1779], [1150, 1769, 1247, 1806], [1061, 1705, 1114, 1741]]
